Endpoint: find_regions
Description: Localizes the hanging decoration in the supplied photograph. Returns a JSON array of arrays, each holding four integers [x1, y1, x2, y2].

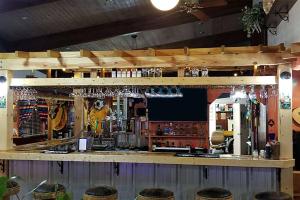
[[241, 4, 264, 38]]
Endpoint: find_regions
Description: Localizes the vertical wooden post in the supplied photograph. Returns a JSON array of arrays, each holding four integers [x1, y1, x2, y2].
[[46, 70, 52, 140], [73, 72, 84, 137], [0, 70, 13, 151], [90, 69, 98, 78], [178, 67, 185, 77], [277, 64, 293, 196], [46, 100, 53, 140]]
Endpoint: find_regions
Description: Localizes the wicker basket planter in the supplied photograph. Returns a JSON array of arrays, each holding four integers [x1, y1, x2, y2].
[[137, 188, 174, 200], [83, 186, 118, 200], [33, 183, 65, 200], [196, 188, 232, 200], [3, 181, 20, 200]]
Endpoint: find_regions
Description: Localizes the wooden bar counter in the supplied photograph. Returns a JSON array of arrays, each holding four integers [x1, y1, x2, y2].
[[0, 150, 294, 168]]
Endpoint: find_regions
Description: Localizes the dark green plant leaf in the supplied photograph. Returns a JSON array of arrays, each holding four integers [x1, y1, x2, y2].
[[0, 176, 8, 199]]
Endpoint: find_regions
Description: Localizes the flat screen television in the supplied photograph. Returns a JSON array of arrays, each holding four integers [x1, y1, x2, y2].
[[147, 88, 207, 121]]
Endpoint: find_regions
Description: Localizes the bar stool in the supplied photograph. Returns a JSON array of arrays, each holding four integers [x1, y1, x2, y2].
[[254, 192, 292, 200], [196, 188, 232, 200], [33, 183, 65, 200], [137, 188, 174, 200], [83, 186, 118, 200], [3, 180, 21, 200]]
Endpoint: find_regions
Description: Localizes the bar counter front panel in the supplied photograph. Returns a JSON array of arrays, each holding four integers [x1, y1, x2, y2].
[[9, 160, 279, 200]]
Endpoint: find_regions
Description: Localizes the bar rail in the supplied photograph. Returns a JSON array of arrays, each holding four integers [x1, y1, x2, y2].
[[0, 150, 294, 168]]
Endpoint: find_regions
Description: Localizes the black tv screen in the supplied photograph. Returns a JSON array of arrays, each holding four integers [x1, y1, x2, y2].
[[147, 88, 207, 121]]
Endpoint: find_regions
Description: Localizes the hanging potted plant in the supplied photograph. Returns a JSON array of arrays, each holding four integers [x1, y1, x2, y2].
[[241, 4, 265, 38]]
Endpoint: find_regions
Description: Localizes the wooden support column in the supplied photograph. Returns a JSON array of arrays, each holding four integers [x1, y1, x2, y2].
[[0, 70, 13, 151], [73, 72, 84, 137], [277, 64, 293, 196]]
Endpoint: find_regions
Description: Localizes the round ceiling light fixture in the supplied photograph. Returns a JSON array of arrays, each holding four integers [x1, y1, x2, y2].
[[150, 0, 179, 11]]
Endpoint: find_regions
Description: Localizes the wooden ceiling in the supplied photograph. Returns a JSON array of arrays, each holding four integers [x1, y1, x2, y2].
[[0, 0, 252, 52]]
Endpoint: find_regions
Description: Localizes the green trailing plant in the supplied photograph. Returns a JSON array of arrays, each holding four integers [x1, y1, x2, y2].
[[241, 4, 264, 38], [56, 192, 72, 200], [0, 176, 8, 199]]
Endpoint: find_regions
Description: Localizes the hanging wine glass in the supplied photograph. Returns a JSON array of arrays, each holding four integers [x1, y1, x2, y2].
[[260, 85, 268, 99], [270, 85, 278, 97], [248, 85, 257, 102], [230, 86, 236, 100]]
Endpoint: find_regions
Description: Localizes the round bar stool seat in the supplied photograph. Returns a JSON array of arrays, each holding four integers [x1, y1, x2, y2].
[[255, 192, 292, 200], [3, 181, 20, 200], [137, 188, 174, 200], [33, 183, 65, 200], [83, 186, 118, 200], [196, 188, 232, 200]]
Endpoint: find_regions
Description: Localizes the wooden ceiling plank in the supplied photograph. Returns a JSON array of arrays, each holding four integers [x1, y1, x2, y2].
[[47, 50, 61, 58], [80, 50, 94, 58], [15, 51, 29, 58], [11, 12, 197, 51], [0, 0, 60, 13], [291, 42, 300, 55]]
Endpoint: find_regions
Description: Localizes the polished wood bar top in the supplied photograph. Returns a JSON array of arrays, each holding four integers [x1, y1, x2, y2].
[[0, 150, 294, 168]]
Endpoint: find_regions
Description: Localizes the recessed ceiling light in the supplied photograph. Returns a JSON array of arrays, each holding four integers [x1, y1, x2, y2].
[[21, 16, 28, 20]]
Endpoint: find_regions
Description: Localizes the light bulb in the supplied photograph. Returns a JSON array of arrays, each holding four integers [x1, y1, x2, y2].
[[150, 0, 179, 11]]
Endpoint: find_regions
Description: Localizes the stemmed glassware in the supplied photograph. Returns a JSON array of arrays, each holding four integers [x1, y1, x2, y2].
[[69, 87, 145, 98], [144, 86, 183, 98], [259, 85, 268, 99], [14, 87, 37, 101]]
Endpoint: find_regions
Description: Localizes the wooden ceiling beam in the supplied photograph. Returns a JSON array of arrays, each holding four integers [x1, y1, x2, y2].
[[15, 51, 29, 58], [0, 0, 60, 13], [0, 52, 292, 70], [152, 30, 249, 49], [47, 50, 61, 58], [8, 0, 250, 52], [10, 76, 277, 87], [10, 12, 197, 51]]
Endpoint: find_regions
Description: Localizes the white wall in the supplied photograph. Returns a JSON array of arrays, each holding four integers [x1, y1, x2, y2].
[[268, 0, 300, 45]]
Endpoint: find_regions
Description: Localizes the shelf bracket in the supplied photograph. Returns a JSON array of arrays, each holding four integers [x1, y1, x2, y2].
[[113, 162, 120, 176], [274, 6, 289, 22], [56, 161, 64, 175], [0, 160, 5, 173], [267, 27, 277, 35]]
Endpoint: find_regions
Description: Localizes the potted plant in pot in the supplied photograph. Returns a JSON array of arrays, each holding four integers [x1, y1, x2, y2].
[[241, 4, 265, 38]]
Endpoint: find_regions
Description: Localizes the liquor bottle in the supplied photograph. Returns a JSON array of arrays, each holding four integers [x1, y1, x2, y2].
[[122, 69, 127, 78], [131, 69, 137, 77], [184, 67, 191, 77], [137, 69, 142, 77], [156, 125, 163, 136], [117, 69, 122, 78], [111, 69, 117, 78], [126, 69, 131, 77]]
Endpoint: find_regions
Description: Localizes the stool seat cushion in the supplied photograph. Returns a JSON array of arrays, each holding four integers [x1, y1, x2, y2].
[[139, 188, 174, 198], [255, 192, 292, 200], [197, 188, 232, 198], [85, 186, 117, 197], [34, 184, 65, 193]]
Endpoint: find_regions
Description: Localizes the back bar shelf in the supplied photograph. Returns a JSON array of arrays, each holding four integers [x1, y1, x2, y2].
[[10, 76, 277, 87]]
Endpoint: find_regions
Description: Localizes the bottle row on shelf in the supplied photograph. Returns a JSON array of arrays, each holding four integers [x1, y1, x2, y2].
[[91, 67, 209, 78], [111, 68, 162, 78]]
